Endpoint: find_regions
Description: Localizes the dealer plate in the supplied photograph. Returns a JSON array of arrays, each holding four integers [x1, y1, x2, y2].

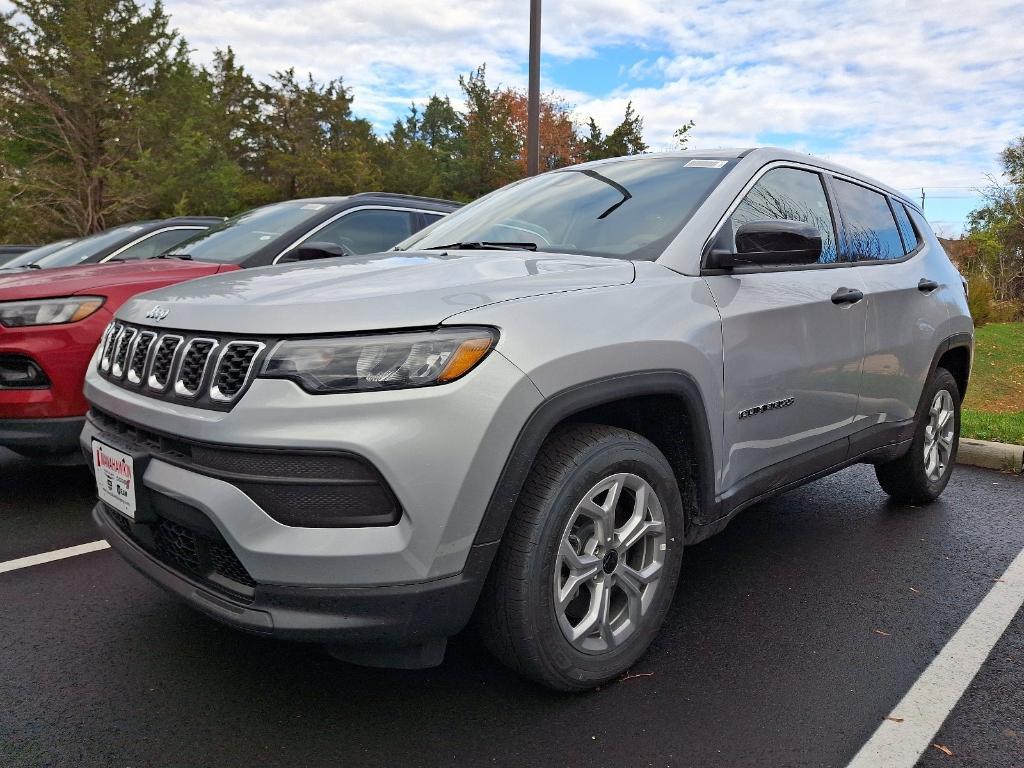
[[92, 439, 137, 519]]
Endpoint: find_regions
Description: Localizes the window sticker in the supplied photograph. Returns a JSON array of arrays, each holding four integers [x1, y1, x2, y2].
[[685, 159, 727, 169]]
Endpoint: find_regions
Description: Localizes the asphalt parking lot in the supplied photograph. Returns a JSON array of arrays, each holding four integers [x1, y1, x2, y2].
[[1, 448, 1021, 768]]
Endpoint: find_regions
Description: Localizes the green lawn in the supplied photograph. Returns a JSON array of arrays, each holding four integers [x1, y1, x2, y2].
[[961, 322, 1024, 444]]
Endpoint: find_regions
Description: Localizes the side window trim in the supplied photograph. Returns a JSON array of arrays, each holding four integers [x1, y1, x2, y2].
[[99, 226, 207, 263], [701, 161, 841, 273], [273, 205, 432, 264], [891, 198, 924, 256]]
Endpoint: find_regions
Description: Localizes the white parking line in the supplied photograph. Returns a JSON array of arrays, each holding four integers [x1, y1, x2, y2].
[[0, 540, 110, 575], [846, 545, 1024, 767]]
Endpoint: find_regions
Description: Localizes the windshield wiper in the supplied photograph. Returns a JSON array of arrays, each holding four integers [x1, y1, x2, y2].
[[424, 241, 538, 252], [152, 252, 192, 260], [574, 169, 633, 219]]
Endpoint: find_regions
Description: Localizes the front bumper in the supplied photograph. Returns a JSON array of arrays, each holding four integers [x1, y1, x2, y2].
[[82, 348, 542, 588], [0, 308, 112, 422], [0, 415, 84, 455], [94, 501, 497, 645]]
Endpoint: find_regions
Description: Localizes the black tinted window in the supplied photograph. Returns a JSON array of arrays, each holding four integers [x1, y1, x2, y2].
[[892, 202, 920, 254], [833, 179, 905, 261], [313, 209, 414, 254], [118, 228, 206, 260], [729, 167, 837, 263]]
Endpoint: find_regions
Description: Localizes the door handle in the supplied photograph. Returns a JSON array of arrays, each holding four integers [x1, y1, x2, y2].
[[918, 278, 940, 293], [831, 287, 864, 305]]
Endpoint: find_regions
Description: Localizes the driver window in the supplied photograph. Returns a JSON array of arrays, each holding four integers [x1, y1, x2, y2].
[[728, 168, 837, 263], [313, 209, 414, 254]]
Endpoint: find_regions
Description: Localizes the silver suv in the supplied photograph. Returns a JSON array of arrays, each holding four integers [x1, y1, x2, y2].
[[82, 149, 973, 690]]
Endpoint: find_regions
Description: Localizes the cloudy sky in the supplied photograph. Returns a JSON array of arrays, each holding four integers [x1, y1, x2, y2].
[[26, 0, 1024, 233]]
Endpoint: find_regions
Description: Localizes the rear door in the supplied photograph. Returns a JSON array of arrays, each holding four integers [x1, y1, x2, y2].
[[703, 165, 868, 496], [831, 179, 950, 438]]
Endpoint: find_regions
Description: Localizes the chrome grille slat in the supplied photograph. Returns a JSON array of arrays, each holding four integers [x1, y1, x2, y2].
[[126, 331, 157, 385], [110, 327, 137, 379], [173, 338, 218, 398], [210, 341, 265, 402], [147, 334, 184, 391], [99, 322, 121, 372]]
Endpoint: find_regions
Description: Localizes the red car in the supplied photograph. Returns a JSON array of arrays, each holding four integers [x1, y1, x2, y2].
[[0, 193, 458, 459], [0, 259, 239, 459]]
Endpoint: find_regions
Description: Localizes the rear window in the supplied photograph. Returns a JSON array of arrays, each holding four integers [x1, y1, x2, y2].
[[892, 202, 921, 254], [832, 179, 905, 261]]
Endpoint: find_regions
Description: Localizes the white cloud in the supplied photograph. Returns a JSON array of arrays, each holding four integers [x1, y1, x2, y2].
[[5, 0, 1021, 230]]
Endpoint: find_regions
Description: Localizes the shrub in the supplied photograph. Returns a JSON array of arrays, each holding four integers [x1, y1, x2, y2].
[[990, 300, 1021, 323], [967, 273, 994, 326]]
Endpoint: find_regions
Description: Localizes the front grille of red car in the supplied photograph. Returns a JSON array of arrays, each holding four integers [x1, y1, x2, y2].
[[96, 321, 269, 411]]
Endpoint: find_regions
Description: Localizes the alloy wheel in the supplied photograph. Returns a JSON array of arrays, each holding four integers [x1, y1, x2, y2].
[[923, 389, 955, 482], [553, 472, 667, 654]]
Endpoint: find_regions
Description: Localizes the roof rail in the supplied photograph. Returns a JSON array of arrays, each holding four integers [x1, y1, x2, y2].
[[349, 191, 461, 206]]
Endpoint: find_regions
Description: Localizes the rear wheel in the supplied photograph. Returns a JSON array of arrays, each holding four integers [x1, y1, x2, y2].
[[478, 423, 685, 691], [875, 367, 960, 504]]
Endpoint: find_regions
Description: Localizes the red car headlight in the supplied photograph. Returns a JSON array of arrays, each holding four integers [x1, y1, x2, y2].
[[0, 296, 105, 327]]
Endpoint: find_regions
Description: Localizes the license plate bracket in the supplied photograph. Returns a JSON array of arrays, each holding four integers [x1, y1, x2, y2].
[[92, 437, 154, 521]]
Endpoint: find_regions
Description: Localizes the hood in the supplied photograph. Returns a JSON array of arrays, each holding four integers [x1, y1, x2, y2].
[[0, 259, 231, 302], [117, 251, 635, 334]]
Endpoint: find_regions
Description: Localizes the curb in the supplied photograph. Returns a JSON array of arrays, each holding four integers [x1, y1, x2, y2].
[[957, 438, 1024, 473]]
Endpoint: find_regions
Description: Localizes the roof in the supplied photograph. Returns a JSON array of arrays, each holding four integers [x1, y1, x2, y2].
[[570, 147, 912, 206], [741, 147, 910, 203], [160, 216, 226, 225], [277, 193, 459, 209]]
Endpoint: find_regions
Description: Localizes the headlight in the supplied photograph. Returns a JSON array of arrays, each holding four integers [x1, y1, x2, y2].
[[260, 327, 498, 394], [0, 296, 105, 327]]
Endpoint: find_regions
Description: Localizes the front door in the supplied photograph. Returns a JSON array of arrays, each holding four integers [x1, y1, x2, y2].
[[703, 166, 868, 497]]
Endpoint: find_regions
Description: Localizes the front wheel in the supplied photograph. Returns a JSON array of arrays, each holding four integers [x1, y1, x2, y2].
[[477, 423, 685, 691], [875, 367, 960, 504]]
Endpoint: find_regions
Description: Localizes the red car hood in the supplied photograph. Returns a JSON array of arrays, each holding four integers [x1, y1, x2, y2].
[[0, 259, 236, 301]]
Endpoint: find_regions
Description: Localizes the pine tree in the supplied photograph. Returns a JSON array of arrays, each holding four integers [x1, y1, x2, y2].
[[0, 0, 196, 235]]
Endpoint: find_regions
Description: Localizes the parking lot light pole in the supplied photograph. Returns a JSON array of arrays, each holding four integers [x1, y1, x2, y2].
[[527, 0, 541, 176]]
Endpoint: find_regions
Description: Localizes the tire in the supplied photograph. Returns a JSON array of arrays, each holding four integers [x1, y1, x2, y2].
[[875, 367, 960, 504], [477, 423, 685, 691]]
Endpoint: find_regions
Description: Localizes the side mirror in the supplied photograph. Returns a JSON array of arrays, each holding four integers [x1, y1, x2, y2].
[[279, 241, 355, 263], [707, 220, 823, 269]]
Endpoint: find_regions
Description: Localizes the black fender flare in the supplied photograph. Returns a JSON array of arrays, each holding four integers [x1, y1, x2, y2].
[[472, 370, 717, 546], [927, 331, 973, 399]]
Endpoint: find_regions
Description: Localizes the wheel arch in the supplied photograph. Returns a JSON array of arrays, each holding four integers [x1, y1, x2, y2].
[[934, 337, 972, 400], [473, 370, 717, 547]]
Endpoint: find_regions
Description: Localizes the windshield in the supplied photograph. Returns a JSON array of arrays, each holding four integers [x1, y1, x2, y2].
[[399, 157, 734, 260], [33, 224, 148, 268], [1, 239, 78, 268], [164, 201, 334, 263]]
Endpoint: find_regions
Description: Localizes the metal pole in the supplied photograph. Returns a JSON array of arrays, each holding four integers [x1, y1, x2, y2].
[[527, 0, 541, 176]]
